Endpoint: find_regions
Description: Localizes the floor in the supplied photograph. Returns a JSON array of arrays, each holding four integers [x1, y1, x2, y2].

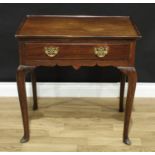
[[0, 97, 155, 152]]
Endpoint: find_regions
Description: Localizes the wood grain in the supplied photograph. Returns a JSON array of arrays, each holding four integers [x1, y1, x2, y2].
[[15, 15, 141, 39], [24, 42, 130, 60], [15, 15, 141, 144], [0, 97, 155, 152]]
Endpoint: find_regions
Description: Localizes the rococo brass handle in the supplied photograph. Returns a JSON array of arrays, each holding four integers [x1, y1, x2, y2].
[[94, 46, 109, 58], [44, 46, 59, 57]]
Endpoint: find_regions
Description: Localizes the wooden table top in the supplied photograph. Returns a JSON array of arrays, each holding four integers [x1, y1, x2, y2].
[[16, 15, 141, 39]]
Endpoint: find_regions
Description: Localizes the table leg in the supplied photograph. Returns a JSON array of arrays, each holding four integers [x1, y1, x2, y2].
[[119, 72, 126, 112], [31, 69, 38, 110], [117, 67, 137, 145], [16, 65, 34, 143]]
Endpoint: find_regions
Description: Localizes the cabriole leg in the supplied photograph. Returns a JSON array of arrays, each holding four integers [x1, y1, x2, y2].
[[117, 67, 137, 145], [16, 65, 34, 143]]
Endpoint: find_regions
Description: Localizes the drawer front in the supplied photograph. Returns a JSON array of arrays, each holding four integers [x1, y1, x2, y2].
[[24, 42, 130, 61]]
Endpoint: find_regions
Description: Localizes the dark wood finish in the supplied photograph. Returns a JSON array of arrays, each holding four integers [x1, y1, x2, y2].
[[24, 42, 130, 60], [117, 67, 137, 145], [119, 72, 126, 112], [16, 65, 33, 143], [15, 15, 141, 145], [31, 69, 38, 110], [16, 15, 141, 39], [20, 40, 136, 69]]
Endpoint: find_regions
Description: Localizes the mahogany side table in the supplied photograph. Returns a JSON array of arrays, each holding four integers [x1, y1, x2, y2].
[[15, 15, 141, 145]]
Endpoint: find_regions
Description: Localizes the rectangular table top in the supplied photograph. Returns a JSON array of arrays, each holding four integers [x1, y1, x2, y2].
[[16, 15, 141, 39]]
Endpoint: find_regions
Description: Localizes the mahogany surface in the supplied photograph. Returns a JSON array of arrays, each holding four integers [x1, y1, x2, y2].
[[16, 15, 140, 39], [15, 15, 141, 145]]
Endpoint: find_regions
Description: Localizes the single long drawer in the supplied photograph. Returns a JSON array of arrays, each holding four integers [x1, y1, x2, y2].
[[23, 42, 131, 61]]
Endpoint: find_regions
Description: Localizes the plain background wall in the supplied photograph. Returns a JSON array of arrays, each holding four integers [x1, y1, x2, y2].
[[0, 3, 154, 82]]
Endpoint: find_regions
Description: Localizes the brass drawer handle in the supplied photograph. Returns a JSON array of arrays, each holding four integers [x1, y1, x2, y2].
[[94, 46, 109, 58], [44, 46, 59, 57]]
